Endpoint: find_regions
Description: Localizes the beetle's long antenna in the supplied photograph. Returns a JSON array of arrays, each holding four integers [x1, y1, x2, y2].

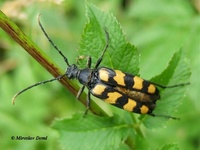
[[38, 14, 70, 66], [12, 74, 66, 105]]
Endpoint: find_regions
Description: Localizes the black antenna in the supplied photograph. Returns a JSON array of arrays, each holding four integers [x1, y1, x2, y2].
[[12, 15, 69, 104], [38, 14, 70, 66], [12, 74, 65, 105]]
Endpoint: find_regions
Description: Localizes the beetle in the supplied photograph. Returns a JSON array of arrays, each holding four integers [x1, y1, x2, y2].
[[12, 17, 189, 119]]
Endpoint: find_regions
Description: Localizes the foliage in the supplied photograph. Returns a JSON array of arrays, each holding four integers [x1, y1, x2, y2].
[[0, 0, 198, 150]]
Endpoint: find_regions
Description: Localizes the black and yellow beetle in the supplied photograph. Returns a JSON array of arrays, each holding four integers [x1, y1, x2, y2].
[[12, 17, 189, 119]]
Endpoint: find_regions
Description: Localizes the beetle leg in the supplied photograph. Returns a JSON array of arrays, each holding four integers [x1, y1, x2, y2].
[[76, 85, 85, 99], [94, 29, 109, 69], [87, 56, 92, 68], [84, 91, 91, 115]]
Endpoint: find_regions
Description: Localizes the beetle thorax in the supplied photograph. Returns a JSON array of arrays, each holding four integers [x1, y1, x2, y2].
[[66, 64, 93, 86], [77, 68, 93, 85]]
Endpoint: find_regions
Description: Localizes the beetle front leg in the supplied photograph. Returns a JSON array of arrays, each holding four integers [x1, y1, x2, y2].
[[87, 56, 91, 68]]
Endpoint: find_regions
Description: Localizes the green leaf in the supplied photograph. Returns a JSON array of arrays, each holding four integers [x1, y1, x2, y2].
[[38, 5, 142, 148], [159, 143, 179, 150], [78, 2, 139, 75], [52, 114, 129, 150], [51, 2, 191, 148], [143, 49, 191, 128], [74, 1, 140, 127]]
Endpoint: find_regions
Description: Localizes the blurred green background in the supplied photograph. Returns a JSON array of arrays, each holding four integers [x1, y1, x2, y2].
[[0, 0, 199, 150]]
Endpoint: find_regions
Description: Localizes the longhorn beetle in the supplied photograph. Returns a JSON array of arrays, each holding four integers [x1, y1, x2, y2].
[[12, 16, 189, 119]]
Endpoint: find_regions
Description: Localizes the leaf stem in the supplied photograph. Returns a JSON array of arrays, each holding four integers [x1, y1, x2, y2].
[[0, 10, 108, 116]]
